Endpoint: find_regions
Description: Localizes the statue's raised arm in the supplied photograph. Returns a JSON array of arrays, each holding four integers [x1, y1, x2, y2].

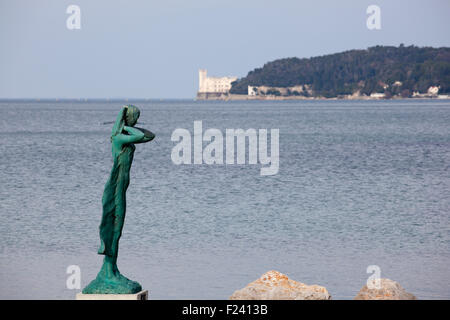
[[133, 127, 155, 144]]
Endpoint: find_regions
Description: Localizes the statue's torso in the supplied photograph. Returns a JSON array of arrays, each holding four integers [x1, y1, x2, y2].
[[113, 143, 135, 188]]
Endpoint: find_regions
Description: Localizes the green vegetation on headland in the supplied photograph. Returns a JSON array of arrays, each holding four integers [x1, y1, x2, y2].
[[229, 45, 450, 98]]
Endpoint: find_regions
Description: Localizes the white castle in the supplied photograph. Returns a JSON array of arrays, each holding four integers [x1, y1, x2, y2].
[[198, 69, 237, 94]]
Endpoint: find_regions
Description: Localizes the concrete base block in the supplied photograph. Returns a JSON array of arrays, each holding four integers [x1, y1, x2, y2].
[[76, 290, 148, 300]]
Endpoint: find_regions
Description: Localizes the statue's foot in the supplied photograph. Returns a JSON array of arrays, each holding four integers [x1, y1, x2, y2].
[[117, 273, 141, 288], [82, 272, 142, 294]]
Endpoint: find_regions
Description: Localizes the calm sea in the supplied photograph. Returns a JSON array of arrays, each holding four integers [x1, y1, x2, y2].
[[0, 99, 449, 299]]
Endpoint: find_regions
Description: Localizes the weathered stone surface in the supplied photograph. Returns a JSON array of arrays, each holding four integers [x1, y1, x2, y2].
[[354, 278, 417, 300], [76, 290, 148, 300], [229, 270, 331, 300]]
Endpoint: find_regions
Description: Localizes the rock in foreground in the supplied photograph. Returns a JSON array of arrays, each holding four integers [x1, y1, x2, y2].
[[354, 278, 417, 300], [229, 270, 331, 300]]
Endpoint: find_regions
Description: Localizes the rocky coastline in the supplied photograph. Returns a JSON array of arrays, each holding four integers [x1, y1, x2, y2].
[[196, 92, 449, 101]]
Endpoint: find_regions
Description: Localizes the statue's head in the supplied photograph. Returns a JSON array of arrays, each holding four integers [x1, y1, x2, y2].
[[124, 105, 140, 127]]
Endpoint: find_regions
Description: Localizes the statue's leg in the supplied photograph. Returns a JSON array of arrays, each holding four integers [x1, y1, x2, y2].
[[110, 188, 126, 274], [97, 186, 117, 278], [97, 193, 125, 279], [110, 193, 141, 290], [98, 210, 113, 255], [98, 179, 116, 255]]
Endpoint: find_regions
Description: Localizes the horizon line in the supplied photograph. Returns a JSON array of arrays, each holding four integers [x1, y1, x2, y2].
[[0, 97, 196, 101]]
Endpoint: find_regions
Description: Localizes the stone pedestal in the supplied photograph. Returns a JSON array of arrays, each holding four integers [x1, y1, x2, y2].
[[76, 290, 148, 300]]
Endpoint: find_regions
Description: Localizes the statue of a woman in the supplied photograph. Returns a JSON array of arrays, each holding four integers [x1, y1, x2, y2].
[[83, 105, 155, 294]]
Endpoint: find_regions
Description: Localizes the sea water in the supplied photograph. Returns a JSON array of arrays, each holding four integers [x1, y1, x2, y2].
[[0, 99, 449, 299]]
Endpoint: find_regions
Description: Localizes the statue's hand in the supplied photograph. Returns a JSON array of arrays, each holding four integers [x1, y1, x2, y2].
[[134, 127, 155, 143]]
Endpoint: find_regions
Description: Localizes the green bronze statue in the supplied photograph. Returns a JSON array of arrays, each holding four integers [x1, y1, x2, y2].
[[83, 105, 155, 294]]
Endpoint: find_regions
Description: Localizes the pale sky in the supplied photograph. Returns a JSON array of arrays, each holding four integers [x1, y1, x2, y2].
[[1, 0, 449, 99]]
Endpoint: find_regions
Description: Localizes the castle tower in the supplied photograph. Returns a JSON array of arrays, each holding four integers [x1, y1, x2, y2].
[[199, 69, 207, 93]]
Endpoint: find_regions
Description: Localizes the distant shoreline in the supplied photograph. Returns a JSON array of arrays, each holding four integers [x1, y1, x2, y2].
[[196, 93, 450, 101]]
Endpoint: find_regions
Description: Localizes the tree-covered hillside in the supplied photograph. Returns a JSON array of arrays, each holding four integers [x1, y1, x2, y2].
[[230, 45, 450, 97]]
